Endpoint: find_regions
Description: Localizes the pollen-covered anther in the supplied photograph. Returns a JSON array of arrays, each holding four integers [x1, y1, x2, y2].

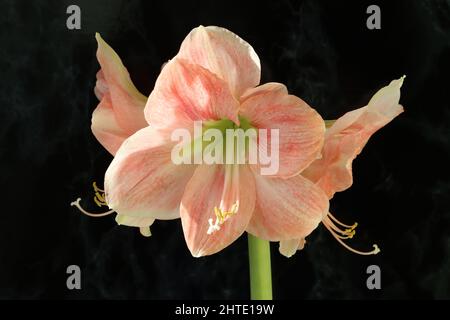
[[92, 181, 108, 207], [345, 229, 356, 239]]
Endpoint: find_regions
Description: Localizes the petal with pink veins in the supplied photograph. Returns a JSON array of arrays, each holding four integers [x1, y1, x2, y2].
[[303, 77, 405, 198], [92, 33, 148, 155], [144, 58, 240, 136], [246, 171, 329, 241], [177, 25, 261, 98], [239, 83, 325, 178], [91, 95, 130, 155], [104, 126, 196, 220], [180, 164, 256, 257]]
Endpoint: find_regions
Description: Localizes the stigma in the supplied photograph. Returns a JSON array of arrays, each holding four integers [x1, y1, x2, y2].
[[322, 212, 380, 255], [207, 202, 239, 235]]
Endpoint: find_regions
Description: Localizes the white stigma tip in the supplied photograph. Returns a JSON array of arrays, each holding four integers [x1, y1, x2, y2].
[[373, 244, 381, 255], [207, 218, 221, 235], [70, 198, 81, 206]]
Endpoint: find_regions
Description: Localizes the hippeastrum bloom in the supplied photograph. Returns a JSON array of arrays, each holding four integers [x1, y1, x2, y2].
[[87, 25, 330, 257], [278, 77, 405, 257], [72, 26, 404, 259]]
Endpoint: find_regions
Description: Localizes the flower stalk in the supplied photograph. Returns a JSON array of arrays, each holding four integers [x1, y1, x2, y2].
[[248, 233, 273, 300]]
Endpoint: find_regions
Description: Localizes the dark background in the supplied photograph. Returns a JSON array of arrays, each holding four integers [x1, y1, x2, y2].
[[0, 0, 449, 299]]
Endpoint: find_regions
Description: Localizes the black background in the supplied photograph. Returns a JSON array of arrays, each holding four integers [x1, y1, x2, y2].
[[0, 0, 449, 299]]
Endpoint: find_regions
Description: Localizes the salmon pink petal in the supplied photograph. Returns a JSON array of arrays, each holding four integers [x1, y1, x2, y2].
[[92, 33, 148, 154], [239, 83, 325, 178], [180, 165, 256, 257], [303, 77, 405, 198], [104, 126, 196, 220], [144, 58, 240, 136], [91, 95, 130, 155], [177, 25, 261, 98], [246, 171, 329, 241]]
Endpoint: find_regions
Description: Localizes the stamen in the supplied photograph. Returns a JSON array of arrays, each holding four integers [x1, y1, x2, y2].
[[327, 220, 356, 239], [73, 182, 157, 238], [214, 206, 224, 223], [93, 193, 106, 207], [71, 181, 114, 217], [207, 202, 239, 235], [323, 213, 380, 255], [93, 181, 105, 193], [92, 182, 108, 207], [328, 212, 358, 230], [206, 164, 240, 235]]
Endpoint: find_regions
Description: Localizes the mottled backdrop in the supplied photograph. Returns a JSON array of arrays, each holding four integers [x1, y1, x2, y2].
[[0, 0, 449, 299]]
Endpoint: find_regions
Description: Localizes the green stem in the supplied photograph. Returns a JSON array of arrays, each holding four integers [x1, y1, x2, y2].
[[247, 233, 273, 300]]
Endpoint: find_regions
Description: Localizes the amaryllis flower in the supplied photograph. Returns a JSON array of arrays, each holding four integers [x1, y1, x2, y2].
[[279, 77, 405, 257], [97, 25, 330, 257], [72, 26, 404, 259]]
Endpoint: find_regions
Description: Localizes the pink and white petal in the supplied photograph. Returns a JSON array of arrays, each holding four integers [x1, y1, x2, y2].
[[367, 76, 405, 118], [239, 83, 325, 178], [104, 126, 196, 220], [115, 214, 155, 229], [279, 238, 306, 258], [180, 165, 256, 257], [94, 33, 148, 137], [91, 96, 130, 155], [247, 172, 329, 241], [240, 82, 287, 102], [144, 58, 240, 137], [177, 25, 261, 98], [303, 77, 405, 198], [115, 215, 155, 237]]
